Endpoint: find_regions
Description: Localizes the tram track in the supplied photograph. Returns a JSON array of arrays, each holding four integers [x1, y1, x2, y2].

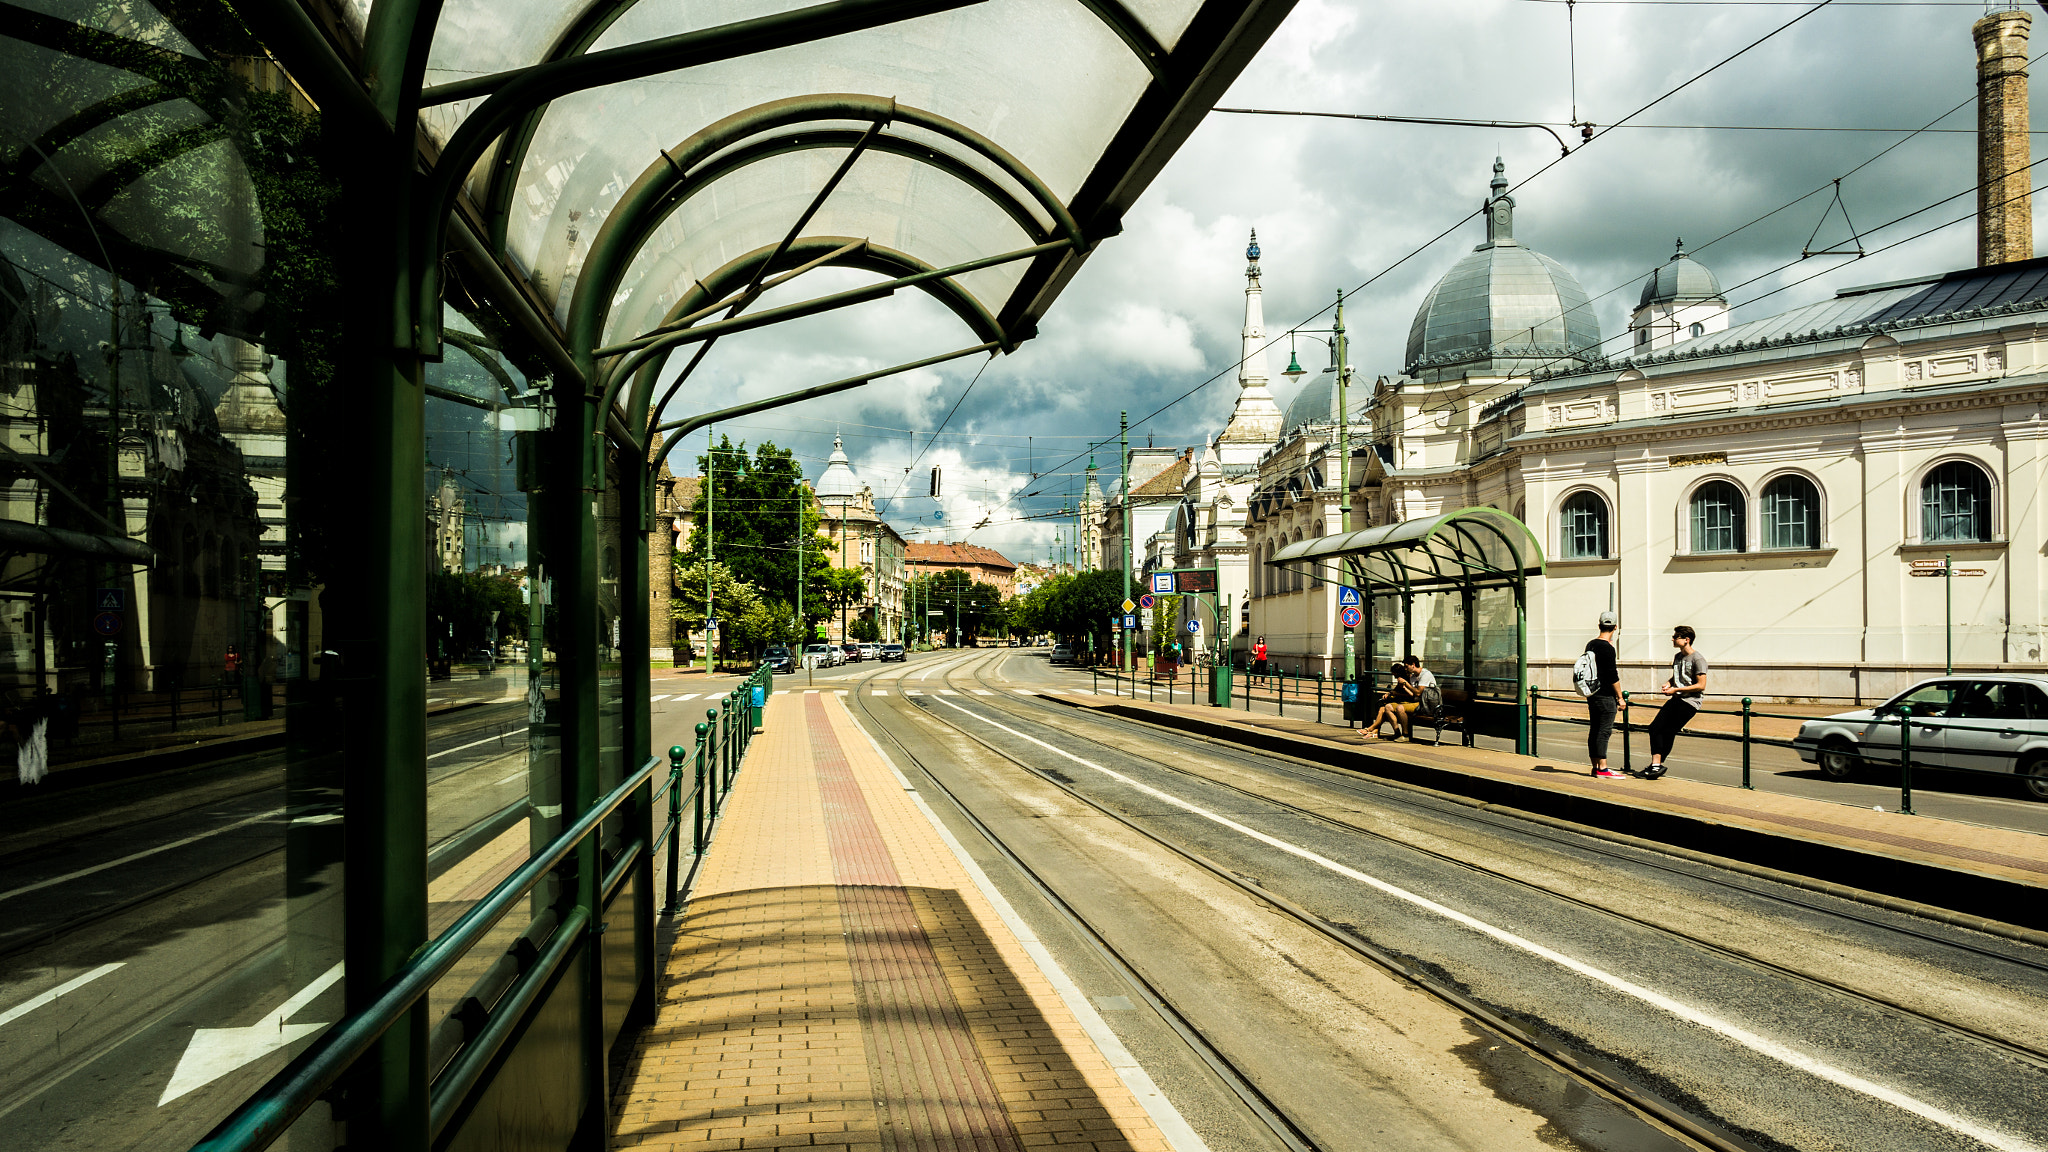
[[970, 676, 2048, 1076], [845, 650, 2048, 1152]]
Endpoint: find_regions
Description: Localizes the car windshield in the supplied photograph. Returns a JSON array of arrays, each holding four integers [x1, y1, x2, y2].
[[1886, 681, 1959, 718]]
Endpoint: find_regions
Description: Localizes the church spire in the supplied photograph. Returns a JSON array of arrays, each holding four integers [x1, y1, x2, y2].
[[1221, 229, 1282, 443], [1484, 156, 1516, 246]]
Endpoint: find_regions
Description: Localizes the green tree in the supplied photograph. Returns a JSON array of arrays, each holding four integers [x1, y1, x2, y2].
[[848, 616, 881, 642], [910, 569, 1005, 644], [426, 570, 529, 655], [821, 566, 867, 627], [676, 436, 831, 624], [671, 558, 767, 664]]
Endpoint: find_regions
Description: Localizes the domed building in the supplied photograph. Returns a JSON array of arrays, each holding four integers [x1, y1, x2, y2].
[[811, 436, 908, 644], [1628, 240, 1728, 353], [1403, 157, 1600, 383]]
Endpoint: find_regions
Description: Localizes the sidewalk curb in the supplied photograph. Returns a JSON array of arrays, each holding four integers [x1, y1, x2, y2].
[[1055, 696, 2048, 947]]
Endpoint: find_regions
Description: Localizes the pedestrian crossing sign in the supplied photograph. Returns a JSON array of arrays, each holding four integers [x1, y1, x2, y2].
[[1337, 586, 1361, 607]]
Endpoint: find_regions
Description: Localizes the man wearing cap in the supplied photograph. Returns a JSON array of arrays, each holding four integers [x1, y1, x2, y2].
[[1585, 613, 1623, 777]]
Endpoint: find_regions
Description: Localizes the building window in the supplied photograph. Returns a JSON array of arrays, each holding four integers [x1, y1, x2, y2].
[[1559, 491, 1608, 559], [1689, 480, 1745, 553], [1760, 475, 1821, 550], [1636, 327, 1649, 349], [1688, 322, 1705, 338], [1921, 461, 1993, 542]]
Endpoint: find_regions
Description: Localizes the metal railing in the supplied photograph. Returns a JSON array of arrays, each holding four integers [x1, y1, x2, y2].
[[1528, 685, 2043, 814], [189, 663, 774, 1152]]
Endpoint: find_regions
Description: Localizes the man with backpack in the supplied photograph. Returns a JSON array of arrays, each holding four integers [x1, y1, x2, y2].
[[1574, 613, 1623, 777]]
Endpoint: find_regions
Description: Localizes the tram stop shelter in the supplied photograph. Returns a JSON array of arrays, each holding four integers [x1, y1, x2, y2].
[[1268, 507, 1545, 751]]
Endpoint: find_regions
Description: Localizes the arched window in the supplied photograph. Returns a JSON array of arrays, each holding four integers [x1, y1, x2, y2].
[[1690, 480, 1745, 553], [1635, 327, 1649, 349], [1559, 491, 1608, 559], [1921, 461, 1993, 542], [1311, 521, 1324, 585], [1760, 475, 1821, 550], [1688, 322, 1705, 338]]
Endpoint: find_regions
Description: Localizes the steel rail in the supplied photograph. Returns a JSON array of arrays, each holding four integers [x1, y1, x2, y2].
[[843, 653, 1321, 1152], [909, 654, 1765, 1152], [974, 683, 2048, 1074]]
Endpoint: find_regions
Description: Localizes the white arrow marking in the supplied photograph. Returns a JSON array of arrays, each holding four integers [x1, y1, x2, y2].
[[0, 963, 123, 1029], [159, 962, 343, 1106]]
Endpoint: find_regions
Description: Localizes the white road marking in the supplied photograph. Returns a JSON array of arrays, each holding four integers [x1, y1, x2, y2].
[[844, 716, 1213, 1152], [836, 690, 849, 696], [1044, 690, 1067, 695], [674, 693, 700, 700], [649, 695, 670, 703], [939, 689, 960, 696], [1013, 688, 1034, 694], [774, 690, 789, 695], [872, 690, 890, 696], [907, 690, 925, 696], [0, 808, 287, 905], [971, 689, 994, 696], [494, 771, 524, 785], [427, 726, 531, 761], [0, 963, 123, 1029], [930, 697, 2046, 1152], [159, 962, 344, 1106]]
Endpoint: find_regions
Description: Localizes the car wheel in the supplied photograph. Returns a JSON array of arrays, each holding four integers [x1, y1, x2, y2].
[[2022, 756, 2048, 802], [1817, 739, 1861, 781]]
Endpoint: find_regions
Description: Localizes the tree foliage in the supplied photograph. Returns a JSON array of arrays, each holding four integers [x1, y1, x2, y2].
[[909, 568, 1005, 644], [1008, 569, 1127, 653], [426, 571, 528, 654], [676, 436, 830, 627]]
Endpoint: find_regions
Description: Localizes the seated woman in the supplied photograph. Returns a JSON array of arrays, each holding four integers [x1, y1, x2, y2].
[[1363, 663, 1416, 738]]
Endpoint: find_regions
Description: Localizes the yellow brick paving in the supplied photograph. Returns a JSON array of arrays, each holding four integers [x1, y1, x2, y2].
[[613, 695, 1173, 1152]]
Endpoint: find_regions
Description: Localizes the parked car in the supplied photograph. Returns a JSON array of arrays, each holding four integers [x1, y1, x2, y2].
[[858, 644, 880, 661], [1049, 644, 1074, 666], [879, 644, 906, 663], [841, 643, 863, 663], [1793, 674, 2048, 798], [801, 642, 836, 668], [762, 645, 794, 674]]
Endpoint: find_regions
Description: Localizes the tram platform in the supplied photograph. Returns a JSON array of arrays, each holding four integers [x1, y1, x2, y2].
[[1050, 693, 2048, 944], [612, 692, 1181, 1152]]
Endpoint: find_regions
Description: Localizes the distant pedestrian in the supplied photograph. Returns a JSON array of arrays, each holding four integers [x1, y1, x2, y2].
[[1251, 636, 1269, 684], [1643, 625, 1708, 779], [1575, 612, 1624, 777]]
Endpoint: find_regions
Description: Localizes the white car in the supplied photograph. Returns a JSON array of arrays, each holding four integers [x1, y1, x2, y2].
[[1793, 674, 2048, 799], [801, 643, 836, 668], [1049, 645, 1074, 666]]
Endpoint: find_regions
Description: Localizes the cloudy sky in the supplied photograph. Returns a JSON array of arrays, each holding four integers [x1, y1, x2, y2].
[[654, 0, 2038, 566]]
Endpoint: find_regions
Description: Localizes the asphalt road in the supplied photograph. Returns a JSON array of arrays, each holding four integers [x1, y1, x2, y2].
[[839, 649, 2048, 1152]]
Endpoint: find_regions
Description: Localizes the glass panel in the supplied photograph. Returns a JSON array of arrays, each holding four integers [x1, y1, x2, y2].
[[420, 3, 592, 147], [1690, 481, 1743, 553], [1761, 476, 1819, 550], [599, 441, 625, 798], [1921, 462, 1990, 543], [499, 0, 1149, 314], [0, 11, 344, 1146], [1889, 681, 1958, 718], [598, 149, 1033, 343]]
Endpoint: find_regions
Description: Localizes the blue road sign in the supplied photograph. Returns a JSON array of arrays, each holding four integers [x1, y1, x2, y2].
[[96, 588, 124, 611], [1122, 614, 1137, 630], [1186, 620, 1201, 633], [1337, 585, 1361, 608], [1138, 593, 1155, 610], [92, 612, 120, 636], [1151, 572, 1173, 593], [1339, 604, 1363, 629]]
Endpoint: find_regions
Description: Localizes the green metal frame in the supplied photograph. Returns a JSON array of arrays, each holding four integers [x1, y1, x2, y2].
[[1269, 509, 1543, 752]]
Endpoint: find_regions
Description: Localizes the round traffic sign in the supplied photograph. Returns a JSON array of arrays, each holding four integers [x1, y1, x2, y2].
[[1138, 593, 1155, 609], [92, 612, 120, 636], [1339, 605, 1363, 629], [1186, 619, 1201, 633]]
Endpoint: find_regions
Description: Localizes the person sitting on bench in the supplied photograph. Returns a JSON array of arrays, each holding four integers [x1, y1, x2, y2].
[[1364, 662, 1416, 738]]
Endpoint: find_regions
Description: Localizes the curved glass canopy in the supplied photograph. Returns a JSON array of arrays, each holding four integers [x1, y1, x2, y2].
[[1269, 507, 1546, 591]]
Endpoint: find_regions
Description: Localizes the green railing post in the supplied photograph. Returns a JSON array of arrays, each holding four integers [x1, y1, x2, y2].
[[665, 745, 687, 913], [705, 707, 722, 814], [1316, 673, 1323, 724], [1620, 691, 1632, 775], [1741, 698, 1753, 789], [692, 723, 709, 855], [1528, 685, 1539, 758], [1900, 714, 1915, 815]]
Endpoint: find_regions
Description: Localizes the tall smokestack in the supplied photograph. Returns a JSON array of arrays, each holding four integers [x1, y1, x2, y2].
[[1976, 8, 2033, 266]]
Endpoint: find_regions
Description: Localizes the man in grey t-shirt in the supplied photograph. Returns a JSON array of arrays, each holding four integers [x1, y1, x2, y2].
[[1640, 625, 1708, 779]]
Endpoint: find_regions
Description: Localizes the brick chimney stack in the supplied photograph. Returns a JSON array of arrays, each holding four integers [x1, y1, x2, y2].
[[1976, 8, 2034, 266]]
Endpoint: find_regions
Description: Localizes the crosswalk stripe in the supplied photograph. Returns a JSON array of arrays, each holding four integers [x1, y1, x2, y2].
[[674, 693, 699, 700], [872, 690, 890, 696], [906, 690, 925, 696], [804, 689, 819, 694], [773, 689, 789, 695], [971, 689, 994, 695], [939, 689, 959, 695], [1044, 689, 1067, 695], [835, 690, 848, 695], [1013, 688, 1034, 694], [649, 695, 669, 702]]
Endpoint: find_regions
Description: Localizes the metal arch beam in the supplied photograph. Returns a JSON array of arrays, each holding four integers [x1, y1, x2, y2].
[[415, 0, 989, 352], [620, 236, 1020, 435], [562, 93, 1084, 367]]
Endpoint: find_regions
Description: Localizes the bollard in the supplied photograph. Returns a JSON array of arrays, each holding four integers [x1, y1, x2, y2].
[[706, 707, 722, 815], [1620, 691, 1632, 775], [1741, 698, 1753, 789], [1899, 714, 1915, 815], [1528, 686, 1539, 758], [665, 745, 687, 912], [1316, 674, 1324, 724], [692, 723, 709, 855]]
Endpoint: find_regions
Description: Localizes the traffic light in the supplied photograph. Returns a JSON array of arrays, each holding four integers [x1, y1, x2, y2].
[[929, 466, 941, 497]]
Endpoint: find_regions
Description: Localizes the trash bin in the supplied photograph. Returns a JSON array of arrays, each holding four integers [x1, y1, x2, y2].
[[1341, 679, 1369, 724]]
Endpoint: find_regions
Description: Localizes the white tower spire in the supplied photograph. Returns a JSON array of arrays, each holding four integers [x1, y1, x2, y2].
[[1220, 229, 1282, 444]]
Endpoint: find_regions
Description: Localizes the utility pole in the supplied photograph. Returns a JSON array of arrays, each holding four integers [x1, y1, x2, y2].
[[839, 498, 849, 644], [795, 485, 805, 651], [1335, 291, 1356, 687], [1120, 410, 1131, 673]]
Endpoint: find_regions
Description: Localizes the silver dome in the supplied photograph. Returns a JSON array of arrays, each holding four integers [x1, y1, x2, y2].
[[1404, 242, 1600, 376], [814, 435, 860, 500], [1638, 242, 1723, 308], [1281, 369, 1340, 433]]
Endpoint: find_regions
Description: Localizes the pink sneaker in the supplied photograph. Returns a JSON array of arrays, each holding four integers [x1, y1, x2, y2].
[[1592, 767, 1625, 778]]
